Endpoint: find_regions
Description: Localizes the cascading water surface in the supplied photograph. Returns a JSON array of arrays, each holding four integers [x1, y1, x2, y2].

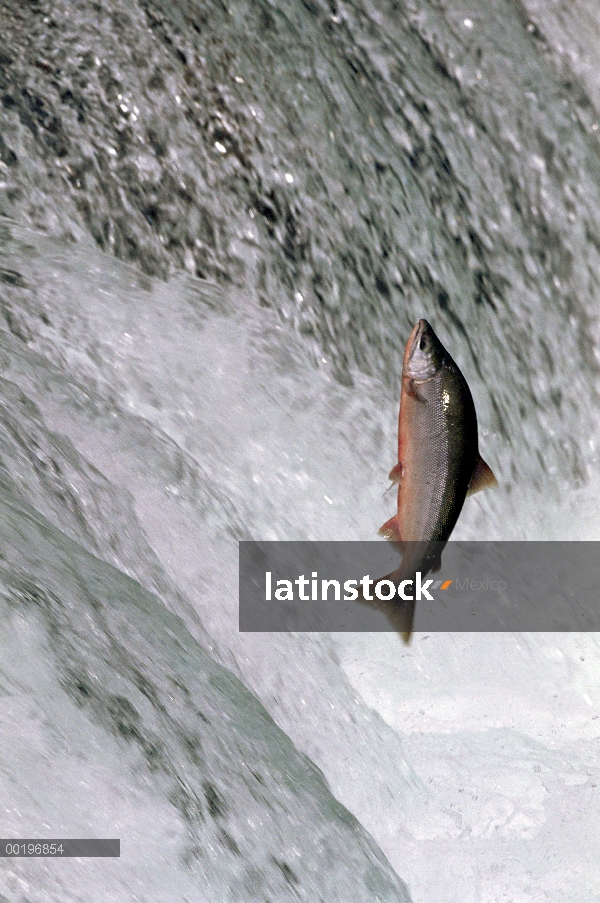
[[0, 1, 599, 901]]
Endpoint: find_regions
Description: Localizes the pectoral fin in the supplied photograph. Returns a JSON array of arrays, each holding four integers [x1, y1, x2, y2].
[[467, 455, 498, 496], [407, 379, 426, 402]]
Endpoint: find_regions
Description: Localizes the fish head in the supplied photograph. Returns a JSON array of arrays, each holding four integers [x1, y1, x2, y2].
[[403, 319, 447, 381]]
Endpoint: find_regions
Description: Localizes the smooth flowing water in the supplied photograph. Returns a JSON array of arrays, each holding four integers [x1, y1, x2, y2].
[[0, 0, 599, 901]]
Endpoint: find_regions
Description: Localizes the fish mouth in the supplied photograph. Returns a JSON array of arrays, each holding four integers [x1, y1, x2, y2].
[[412, 319, 428, 349], [403, 320, 425, 370], [404, 319, 439, 380]]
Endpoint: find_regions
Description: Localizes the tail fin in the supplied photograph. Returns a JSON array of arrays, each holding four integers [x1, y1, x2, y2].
[[356, 566, 416, 644]]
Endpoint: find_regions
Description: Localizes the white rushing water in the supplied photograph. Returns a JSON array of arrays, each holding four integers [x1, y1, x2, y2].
[[1, 0, 600, 900], [0, 221, 598, 903]]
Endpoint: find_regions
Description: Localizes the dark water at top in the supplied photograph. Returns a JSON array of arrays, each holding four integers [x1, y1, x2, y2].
[[2, 0, 600, 528]]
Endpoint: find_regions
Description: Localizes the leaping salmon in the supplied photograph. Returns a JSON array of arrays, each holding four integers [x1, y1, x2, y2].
[[362, 319, 497, 641]]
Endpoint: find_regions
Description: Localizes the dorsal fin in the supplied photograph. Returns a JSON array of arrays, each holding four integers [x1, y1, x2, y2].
[[467, 455, 498, 496]]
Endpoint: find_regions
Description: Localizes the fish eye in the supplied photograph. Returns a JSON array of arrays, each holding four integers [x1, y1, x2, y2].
[[419, 335, 428, 351]]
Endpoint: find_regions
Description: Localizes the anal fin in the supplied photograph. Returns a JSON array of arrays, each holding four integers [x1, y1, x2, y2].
[[378, 515, 403, 545], [467, 454, 498, 496]]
